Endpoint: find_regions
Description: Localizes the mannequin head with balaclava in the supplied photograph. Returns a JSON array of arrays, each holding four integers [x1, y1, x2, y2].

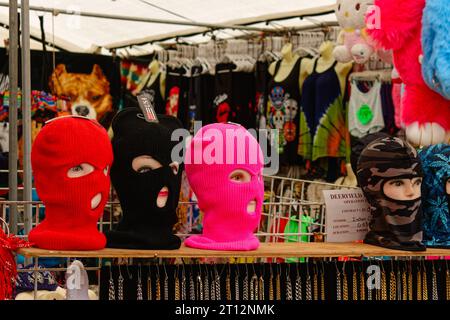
[[184, 123, 264, 251], [106, 107, 183, 249], [357, 136, 425, 251], [29, 116, 113, 250]]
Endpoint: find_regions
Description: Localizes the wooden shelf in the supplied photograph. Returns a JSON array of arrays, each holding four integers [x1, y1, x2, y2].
[[17, 243, 450, 259]]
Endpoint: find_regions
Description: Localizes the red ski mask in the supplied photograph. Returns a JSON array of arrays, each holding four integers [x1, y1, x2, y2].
[[29, 116, 113, 250]]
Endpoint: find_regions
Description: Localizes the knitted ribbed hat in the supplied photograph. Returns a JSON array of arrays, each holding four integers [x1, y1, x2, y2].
[[29, 116, 113, 250], [184, 123, 264, 251]]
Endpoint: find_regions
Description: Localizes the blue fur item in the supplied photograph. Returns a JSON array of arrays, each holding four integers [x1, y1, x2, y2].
[[422, 0, 450, 100], [418, 144, 450, 248]]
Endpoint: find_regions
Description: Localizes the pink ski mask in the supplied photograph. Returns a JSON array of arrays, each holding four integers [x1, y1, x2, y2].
[[184, 123, 264, 251]]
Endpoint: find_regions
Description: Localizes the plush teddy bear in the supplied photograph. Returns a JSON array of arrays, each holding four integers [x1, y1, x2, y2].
[[367, 0, 450, 146], [422, 0, 450, 101]]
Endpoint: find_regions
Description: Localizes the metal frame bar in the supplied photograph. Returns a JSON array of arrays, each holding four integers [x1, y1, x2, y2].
[[8, 0, 18, 234], [21, 0, 32, 238]]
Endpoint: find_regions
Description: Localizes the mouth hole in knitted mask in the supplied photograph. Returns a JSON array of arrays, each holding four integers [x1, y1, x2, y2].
[[382, 178, 422, 201], [91, 193, 102, 210], [247, 200, 257, 214], [157, 186, 169, 208]]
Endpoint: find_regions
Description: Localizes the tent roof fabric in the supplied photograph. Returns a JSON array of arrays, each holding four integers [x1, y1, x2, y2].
[[0, 0, 337, 54]]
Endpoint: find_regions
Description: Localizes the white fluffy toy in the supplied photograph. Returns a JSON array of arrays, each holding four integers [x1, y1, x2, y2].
[[333, 0, 391, 64]]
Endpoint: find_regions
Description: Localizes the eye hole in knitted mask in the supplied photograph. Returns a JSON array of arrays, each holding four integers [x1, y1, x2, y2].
[[132, 155, 162, 173], [229, 169, 251, 183], [446, 178, 450, 195], [67, 163, 94, 178], [383, 178, 422, 201]]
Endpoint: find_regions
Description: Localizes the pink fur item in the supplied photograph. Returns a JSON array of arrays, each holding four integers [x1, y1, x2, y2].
[[367, 0, 450, 143]]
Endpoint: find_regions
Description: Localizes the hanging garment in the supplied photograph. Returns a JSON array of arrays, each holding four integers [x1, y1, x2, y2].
[[266, 58, 302, 165], [213, 63, 255, 129], [142, 72, 165, 114], [380, 82, 398, 135], [165, 66, 189, 119], [348, 80, 385, 138], [255, 61, 270, 130], [232, 70, 255, 129], [187, 65, 215, 131], [213, 63, 235, 124], [419, 144, 450, 248], [298, 59, 348, 161]]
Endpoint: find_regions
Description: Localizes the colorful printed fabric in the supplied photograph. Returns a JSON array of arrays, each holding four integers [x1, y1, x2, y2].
[[419, 144, 450, 248], [299, 59, 349, 161], [0, 91, 22, 122]]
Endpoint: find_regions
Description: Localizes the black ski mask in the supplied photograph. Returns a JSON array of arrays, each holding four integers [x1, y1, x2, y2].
[[106, 107, 183, 249], [357, 136, 425, 251]]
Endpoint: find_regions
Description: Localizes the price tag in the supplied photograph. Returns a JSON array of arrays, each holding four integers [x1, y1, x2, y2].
[[323, 188, 371, 242], [137, 91, 159, 123]]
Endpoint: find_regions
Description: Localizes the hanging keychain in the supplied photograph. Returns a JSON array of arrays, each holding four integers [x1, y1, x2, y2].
[[243, 264, 249, 301], [174, 265, 180, 301], [276, 264, 281, 301], [117, 264, 124, 301], [259, 263, 265, 301], [163, 264, 169, 301], [137, 265, 143, 301], [295, 263, 302, 301], [335, 261, 341, 301], [108, 265, 115, 301], [286, 264, 293, 301], [155, 265, 161, 301], [189, 265, 195, 301], [147, 265, 152, 301], [269, 264, 274, 301], [226, 263, 232, 301], [306, 263, 312, 301], [197, 263, 204, 301], [234, 263, 240, 301], [203, 264, 210, 301], [389, 260, 396, 301]]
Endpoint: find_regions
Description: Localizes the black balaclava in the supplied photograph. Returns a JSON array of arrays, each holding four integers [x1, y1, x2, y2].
[[357, 136, 425, 251], [106, 107, 183, 249]]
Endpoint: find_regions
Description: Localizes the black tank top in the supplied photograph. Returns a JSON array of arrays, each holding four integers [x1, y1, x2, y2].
[[267, 57, 302, 165]]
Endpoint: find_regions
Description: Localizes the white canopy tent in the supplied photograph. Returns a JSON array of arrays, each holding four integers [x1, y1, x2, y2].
[[0, 0, 338, 54]]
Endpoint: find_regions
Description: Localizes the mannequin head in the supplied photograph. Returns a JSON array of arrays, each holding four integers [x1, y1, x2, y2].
[[382, 177, 422, 201], [149, 60, 160, 75], [319, 41, 335, 60], [281, 43, 294, 62], [357, 136, 425, 251]]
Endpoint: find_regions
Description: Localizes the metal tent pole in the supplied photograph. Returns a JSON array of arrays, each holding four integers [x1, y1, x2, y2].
[[8, 0, 19, 234], [21, 0, 32, 235], [0, 2, 271, 32]]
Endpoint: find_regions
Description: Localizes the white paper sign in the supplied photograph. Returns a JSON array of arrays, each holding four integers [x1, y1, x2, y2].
[[323, 189, 371, 243]]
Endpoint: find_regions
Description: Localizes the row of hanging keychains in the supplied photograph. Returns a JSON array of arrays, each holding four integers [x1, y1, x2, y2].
[[108, 261, 450, 301]]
